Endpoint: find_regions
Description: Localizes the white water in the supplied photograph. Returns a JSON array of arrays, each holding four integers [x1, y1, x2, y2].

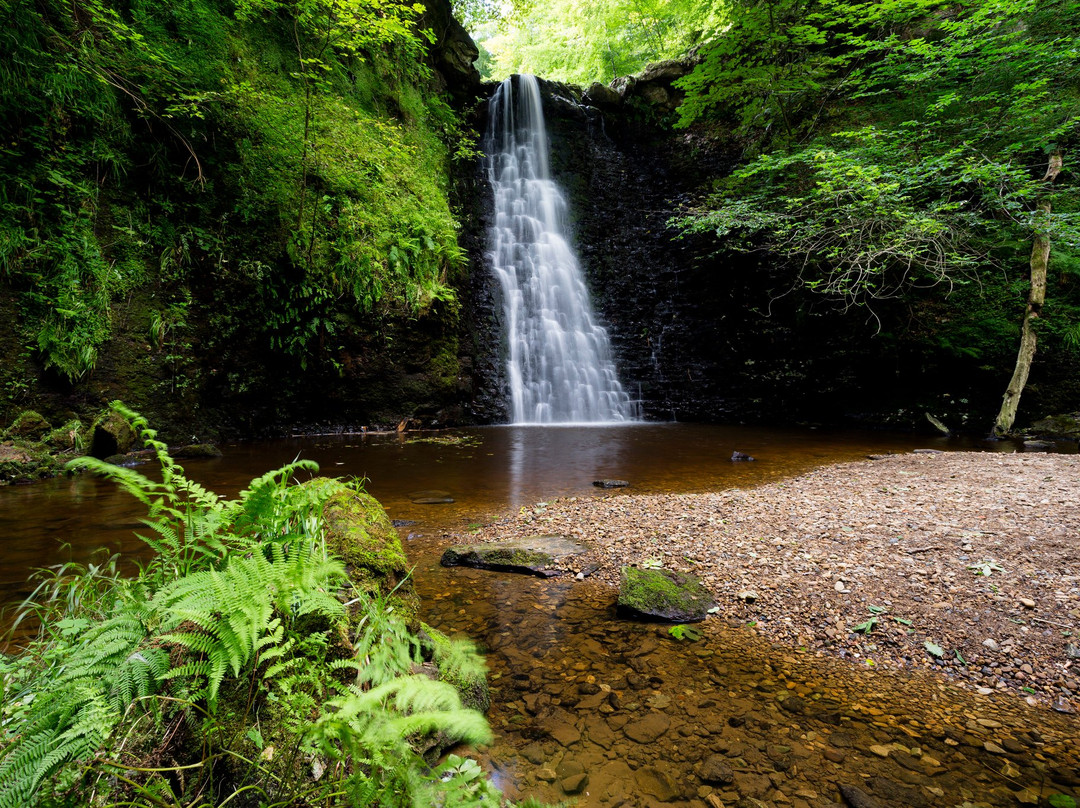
[[486, 74, 639, 424]]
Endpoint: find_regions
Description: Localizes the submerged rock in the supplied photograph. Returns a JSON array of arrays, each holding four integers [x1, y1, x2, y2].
[[441, 535, 589, 577], [617, 566, 717, 622], [171, 443, 223, 459], [593, 478, 629, 488], [730, 450, 755, 461], [409, 489, 455, 504]]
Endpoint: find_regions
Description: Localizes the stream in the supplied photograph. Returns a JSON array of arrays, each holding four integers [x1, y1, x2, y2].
[[2, 423, 1077, 807]]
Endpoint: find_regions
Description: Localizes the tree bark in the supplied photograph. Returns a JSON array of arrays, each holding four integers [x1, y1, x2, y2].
[[992, 152, 1062, 436]]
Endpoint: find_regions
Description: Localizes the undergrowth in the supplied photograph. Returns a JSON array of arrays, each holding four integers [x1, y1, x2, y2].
[[0, 402, 505, 807]]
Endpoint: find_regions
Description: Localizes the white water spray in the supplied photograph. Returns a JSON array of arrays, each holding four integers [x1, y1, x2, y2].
[[486, 74, 639, 424]]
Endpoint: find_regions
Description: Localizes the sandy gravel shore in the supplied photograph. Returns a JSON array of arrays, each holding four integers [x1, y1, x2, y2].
[[470, 451, 1080, 711]]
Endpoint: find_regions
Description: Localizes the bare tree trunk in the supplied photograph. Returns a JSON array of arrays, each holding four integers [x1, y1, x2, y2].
[[992, 152, 1062, 436]]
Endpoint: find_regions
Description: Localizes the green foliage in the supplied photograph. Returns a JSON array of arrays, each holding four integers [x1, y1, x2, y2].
[[1, 0, 465, 384], [674, 0, 1080, 351], [1, 406, 499, 807], [475, 0, 723, 84]]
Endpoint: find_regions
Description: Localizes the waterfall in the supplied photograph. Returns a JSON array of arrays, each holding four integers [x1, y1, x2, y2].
[[486, 74, 639, 424]]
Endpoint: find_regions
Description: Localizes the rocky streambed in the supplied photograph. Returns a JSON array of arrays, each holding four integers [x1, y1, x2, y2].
[[430, 451, 1080, 806]]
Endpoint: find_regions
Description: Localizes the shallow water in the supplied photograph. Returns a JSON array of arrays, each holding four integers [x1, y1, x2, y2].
[[2, 424, 1077, 806]]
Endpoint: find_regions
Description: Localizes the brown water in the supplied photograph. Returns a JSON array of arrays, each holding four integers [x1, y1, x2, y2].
[[2, 424, 1077, 806]]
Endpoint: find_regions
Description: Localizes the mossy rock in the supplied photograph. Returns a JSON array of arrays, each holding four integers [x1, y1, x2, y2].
[[1029, 412, 1080, 440], [419, 623, 491, 714], [320, 484, 420, 625], [171, 443, 223, 459], [617, 566, 717, 622], [4, 410, 52, 441], [43, 419, 84, 452], [440, 535, 589, 577], [89, 410, 137, 458], [0, 441, 62, 484]]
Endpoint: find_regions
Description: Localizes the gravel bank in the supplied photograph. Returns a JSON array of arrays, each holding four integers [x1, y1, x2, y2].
[[470, 451, 1080, 711]]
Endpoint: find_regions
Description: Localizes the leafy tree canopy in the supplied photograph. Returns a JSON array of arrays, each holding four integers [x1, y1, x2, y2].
[[458, 0, 724, 83]]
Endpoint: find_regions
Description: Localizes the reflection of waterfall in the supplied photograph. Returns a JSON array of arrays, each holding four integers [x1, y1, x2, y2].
[[486, 75, 639, 424]]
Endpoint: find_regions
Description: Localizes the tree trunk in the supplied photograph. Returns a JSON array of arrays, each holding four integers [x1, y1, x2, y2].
[[992, 152, 1062, 436]]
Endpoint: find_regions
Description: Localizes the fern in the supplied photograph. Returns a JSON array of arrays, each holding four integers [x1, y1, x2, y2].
[[158, 543, 345, 704]]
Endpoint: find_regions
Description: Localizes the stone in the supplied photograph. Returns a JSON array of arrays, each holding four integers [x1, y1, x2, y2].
[[319, 482, 419, 622], [1023, 440, 1055, 451], [440, 535, 588, 577], [982, 638, 999, 651], [170, 443, 223, 459], [617, 566, 718, 622], [1029, 411, 1080, 439], [90, 409, 137, 458], [42, 419, 82, 451], [697, 755, 735, 785], [736, 590, 758, 603], [584, 82, 622, 108], [838, 784, 881, 808], [3, 410, 52, 441], [409, 489, 455, 504], [823, 748, 845, 764], [1018, 597, 1036, 609], [561, 772, 588, 794], [625, 712, 671, 743], [593, 478, 629, 488], [868, 744, 892, 758], [731, 451, 756, 461], [636, 765, 680, 802]]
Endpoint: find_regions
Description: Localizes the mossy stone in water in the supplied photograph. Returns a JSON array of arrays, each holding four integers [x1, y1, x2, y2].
[[440, 536, 588, 577], [617, 566, 717, 622], [90, 410, 137, 458], [319, 483, 419, 625]]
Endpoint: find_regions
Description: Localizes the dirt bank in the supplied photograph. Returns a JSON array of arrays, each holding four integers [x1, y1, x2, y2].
[[469, 451, 1080, 712]]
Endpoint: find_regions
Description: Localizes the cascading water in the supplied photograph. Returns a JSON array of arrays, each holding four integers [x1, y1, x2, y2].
[[486, 74, 639, 424]]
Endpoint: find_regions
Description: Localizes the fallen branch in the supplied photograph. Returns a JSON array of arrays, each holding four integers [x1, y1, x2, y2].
[[905, 546, 943, 554]]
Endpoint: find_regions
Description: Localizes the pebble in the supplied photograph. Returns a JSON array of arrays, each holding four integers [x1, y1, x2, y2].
[[834, 580, 845, 592], [1019, 598, 1036, 609], [982, 639, 999, 651]]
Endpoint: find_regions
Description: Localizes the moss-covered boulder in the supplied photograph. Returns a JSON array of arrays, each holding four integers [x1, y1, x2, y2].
[[440, 535, 589, 577], [89, 409, 137, 458], [42, 419, 84, 452], [1029, 412, 1080, 440], [320, 484, 420, 625], [617, 566, 717, 622], [4, 410, 52, 441], [419, 623, 491, 714], [0, 441, 62, 484]]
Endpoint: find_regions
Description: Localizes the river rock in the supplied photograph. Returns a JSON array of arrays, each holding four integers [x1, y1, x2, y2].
[[624, 712, 671, 743], [171, 443, 223, 459], [409, 489, 455, 504], [635, 765, 680, 802], [440, 535, 588, 577], [697, 755, 735, 784], [618, 566, 717, 622], [838, 784, 881, 808], [593, 479, 629, 488], [1029, 411, 1080, 440], [731, 450, 755, 461]]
